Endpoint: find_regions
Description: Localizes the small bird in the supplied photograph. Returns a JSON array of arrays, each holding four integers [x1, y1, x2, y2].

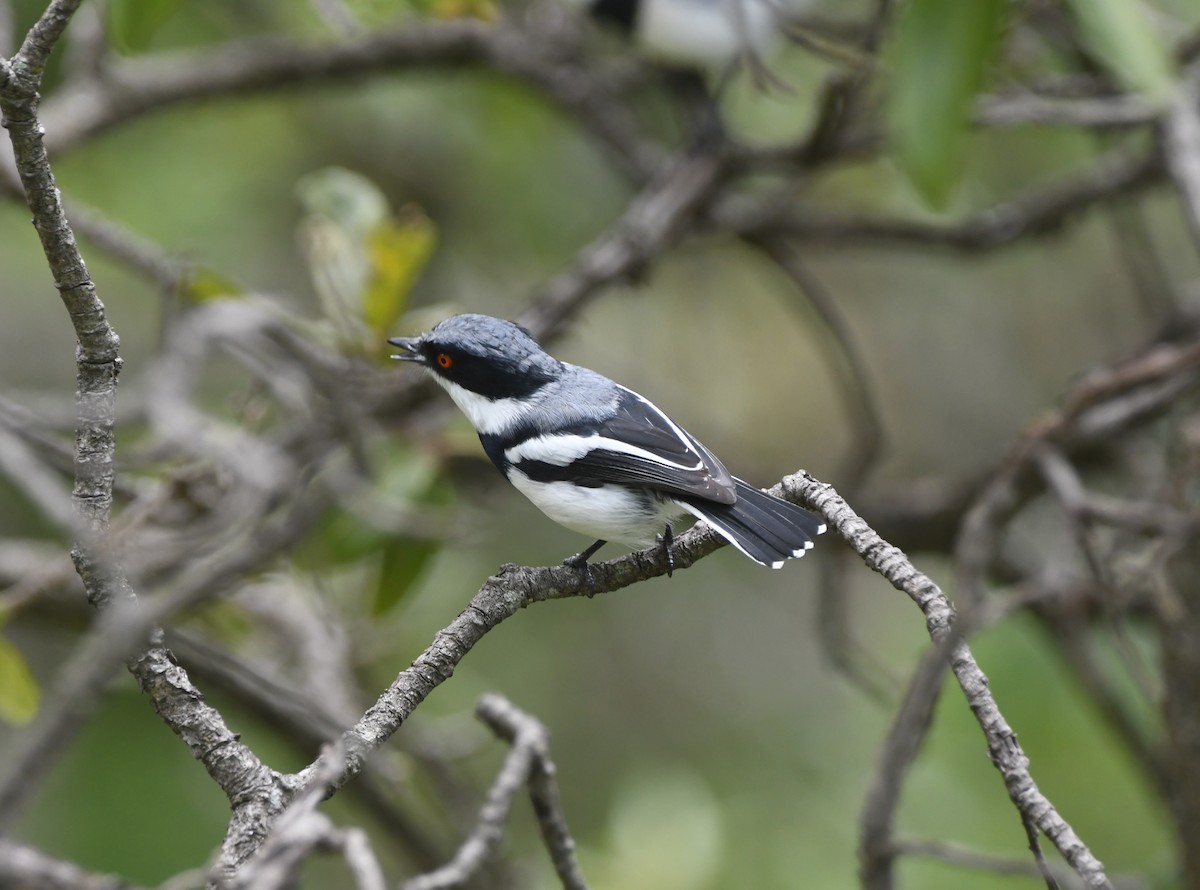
[[389, 314, 825, 574], [564, 0, 780, 70]]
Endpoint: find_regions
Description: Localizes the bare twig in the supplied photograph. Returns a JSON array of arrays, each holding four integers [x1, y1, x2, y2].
[[977, 92, 1157, 129], [859, 644, 949, 889], [720, 144, 1162, 251], [37, 19, 664, 176], [517, 149, 729, 341], [401, 694, 587, 890], [787, 474, 1114, 889], [1163, 63, 1200, 252], [0, 839, 146, 890]]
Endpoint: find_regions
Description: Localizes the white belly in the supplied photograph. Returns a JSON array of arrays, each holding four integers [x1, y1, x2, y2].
[[639, 0, 777, 67], [508, 470, 687, 547]]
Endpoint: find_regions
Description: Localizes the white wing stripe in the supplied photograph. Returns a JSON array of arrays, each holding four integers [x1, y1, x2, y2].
[[505, 432, 706, 472]]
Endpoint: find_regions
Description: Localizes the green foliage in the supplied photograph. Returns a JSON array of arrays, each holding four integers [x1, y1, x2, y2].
[[299, 444, 449, 615], [886, 0, 1005, 207], [362, 205, 437, 349], [1066, 0, 1175, 103], [373, 533, 441, 616], [296, 167, 436, 359], [0, 631, 40, 725], [107, 0, 183, 54]]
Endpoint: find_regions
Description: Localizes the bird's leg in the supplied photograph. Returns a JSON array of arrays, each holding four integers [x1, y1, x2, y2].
[[657, 523, 675, 578], [563, 539, 607, 589]]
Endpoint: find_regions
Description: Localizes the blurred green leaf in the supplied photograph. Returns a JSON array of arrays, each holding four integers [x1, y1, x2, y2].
[[373, 535, 439, 615], [0, 635, 40, 725], [1066, 0, 1175, 104], [183, 266, 246, 303], [362, 205, 437, 350], [298, 445, 448, 600], [108, 0, 182, 54], [887, 0, 1004, 207]]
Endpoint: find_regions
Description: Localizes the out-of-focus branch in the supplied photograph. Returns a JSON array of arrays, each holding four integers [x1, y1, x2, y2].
[[1163, 63, 1200, 251], [37, 17, 664, 176], [976, 92, 1157, 129], [719, 144, 1162, 251], [0, 481, 326, 834], [955, 334, 1200, 609], [1160, 410, 1200, 885], [0, 839, 146, 890], [859, 644, 948, 888], [891, 839, 1148, 890], [516, 148, 728, 341], [400, 694, 587, 890]]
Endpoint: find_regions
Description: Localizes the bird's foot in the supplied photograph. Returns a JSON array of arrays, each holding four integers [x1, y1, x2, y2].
[[563, 539, 606, 594], [656, 523, 676, 578]]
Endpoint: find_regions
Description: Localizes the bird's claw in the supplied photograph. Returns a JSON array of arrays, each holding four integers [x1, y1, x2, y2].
[[563, 550, 596, 593], [657, 523, 676, 578]]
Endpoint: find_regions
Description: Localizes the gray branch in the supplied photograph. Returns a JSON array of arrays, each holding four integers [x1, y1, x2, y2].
[[784, 474, 1113, 889], [401, 693, 587, 890]]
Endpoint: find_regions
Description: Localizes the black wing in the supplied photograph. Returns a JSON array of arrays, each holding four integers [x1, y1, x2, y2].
[[504, 386, 737, 504]]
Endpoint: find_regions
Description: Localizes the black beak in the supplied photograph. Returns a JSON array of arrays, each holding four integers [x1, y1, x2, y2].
[[388, 336, 423, 362]]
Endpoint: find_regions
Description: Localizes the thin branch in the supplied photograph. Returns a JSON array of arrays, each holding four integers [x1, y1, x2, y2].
[[477, 694, 587, 890], [750, 234, 891, 698], [37, 19, 664, 176], [720, 144, 1162, 251], [976, 92, 1157, 129], [0, 485, 326, 832], [1163, 63, 1200, 252], [751, 236, 884, 485], [859, 643, 949, 889], [400, 694, 587, 890], [892, 839, 1136, 889], [785, 474, 1113, 889], [955, 335, 1200, 608], [0, 839, 146, 890], [1022, 808, 1063, 890], [167, 629, 449, 871], [517, 148, 728, 341]]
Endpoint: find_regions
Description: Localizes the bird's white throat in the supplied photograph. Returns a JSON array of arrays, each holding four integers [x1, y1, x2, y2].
[[432, 376, 530, 436]]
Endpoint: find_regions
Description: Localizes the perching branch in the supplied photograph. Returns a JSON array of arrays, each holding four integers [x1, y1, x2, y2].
[[787, 474, 1113, 889]]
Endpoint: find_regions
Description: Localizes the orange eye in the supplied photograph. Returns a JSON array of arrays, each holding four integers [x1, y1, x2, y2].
[[436, 353, 453, 369]]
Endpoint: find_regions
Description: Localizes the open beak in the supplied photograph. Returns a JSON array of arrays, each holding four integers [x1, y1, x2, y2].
[[388, 336, 423, 362]]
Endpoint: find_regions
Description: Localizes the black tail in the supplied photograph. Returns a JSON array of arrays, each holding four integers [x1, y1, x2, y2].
[[679, 479, 827, 569]]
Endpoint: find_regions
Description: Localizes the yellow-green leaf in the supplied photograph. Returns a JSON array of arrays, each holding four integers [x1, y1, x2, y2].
[[0, 636, 39, 725], [1066, 0, 1175, 105], [427, 0, 498, 21], [184, 266, 246, 303], [887, 0, 1005, 208], [362, 205, 437, 347]]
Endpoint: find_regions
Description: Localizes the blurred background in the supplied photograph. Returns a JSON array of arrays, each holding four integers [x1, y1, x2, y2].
[[1, 0, 1198, 887]]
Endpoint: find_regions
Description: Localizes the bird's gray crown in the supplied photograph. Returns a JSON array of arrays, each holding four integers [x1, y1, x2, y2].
[[426, 314, 543, 363], [411, 314, 564, 400]]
